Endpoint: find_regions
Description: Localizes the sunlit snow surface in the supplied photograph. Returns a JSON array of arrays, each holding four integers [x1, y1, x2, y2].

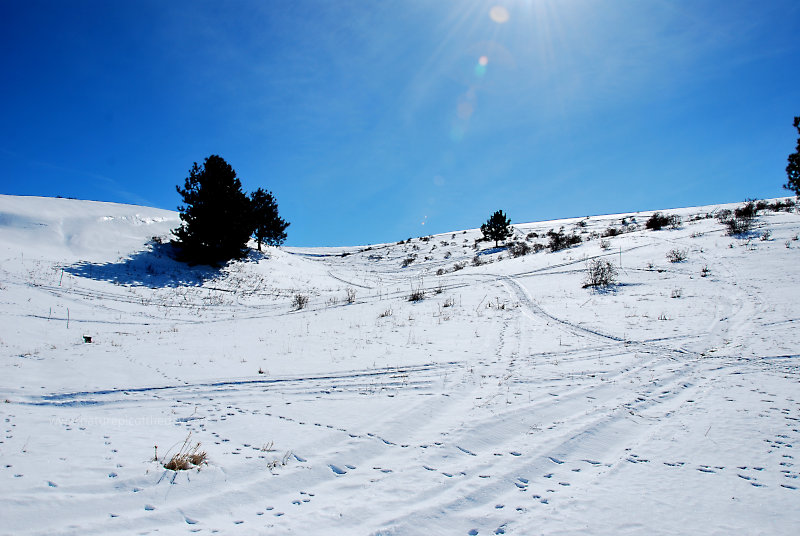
[[1, 194, 799, 535]]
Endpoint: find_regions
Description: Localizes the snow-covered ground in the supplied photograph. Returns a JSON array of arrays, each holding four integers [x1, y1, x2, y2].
[[1, 193, 799, 535]]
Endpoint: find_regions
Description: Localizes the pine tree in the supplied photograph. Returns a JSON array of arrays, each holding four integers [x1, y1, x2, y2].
[[785, 116, 800, 196], [481, 210, 513, 247], [250, 187, 289, 250], [172, 155, 253, 265]]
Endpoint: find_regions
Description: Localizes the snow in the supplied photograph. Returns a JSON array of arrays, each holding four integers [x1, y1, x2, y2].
[[1, 193, 799, 535]]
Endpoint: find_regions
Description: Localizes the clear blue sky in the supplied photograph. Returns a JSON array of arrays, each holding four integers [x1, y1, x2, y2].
[[1, 0, 798, 246]]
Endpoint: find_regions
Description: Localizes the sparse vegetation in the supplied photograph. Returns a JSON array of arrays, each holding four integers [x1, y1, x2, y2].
[[292, 293, 309, 310], [666, 249, 688, 263], [408, 288, 425, 302], [547, 228, 582, 252], [583, 259, 618, 288], [345, 287, 356, 304], [646, 212, 680, 231], [508, 240, 531, 258], [645, 212, 670, 231], [401, 256, 416, 267]]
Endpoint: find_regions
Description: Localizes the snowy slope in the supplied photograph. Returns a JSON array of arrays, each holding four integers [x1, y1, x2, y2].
[[1, 194, 799, 535]]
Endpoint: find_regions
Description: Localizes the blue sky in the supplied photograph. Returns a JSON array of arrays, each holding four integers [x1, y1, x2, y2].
[[1, 0, 798, 246]]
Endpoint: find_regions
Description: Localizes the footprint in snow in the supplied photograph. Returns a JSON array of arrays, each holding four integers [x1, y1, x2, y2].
[[329, 464, 347, 475]]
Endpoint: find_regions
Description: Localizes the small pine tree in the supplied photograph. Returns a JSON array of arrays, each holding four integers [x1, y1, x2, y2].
[[172, 155, 253, 265], [785, 116, 800, 196], [481, 210, 513, 247], [250, 187, 289, 250]]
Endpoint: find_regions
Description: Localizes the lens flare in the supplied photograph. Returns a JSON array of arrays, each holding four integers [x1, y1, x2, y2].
[[489, 6, 509, 24]]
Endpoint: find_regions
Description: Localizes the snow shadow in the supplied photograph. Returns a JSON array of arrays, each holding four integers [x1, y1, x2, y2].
[[63, 242, 220, 288]]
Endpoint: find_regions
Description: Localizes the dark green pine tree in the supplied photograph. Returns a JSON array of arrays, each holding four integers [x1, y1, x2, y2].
[[249, 187, 289, 250], [785, 116, 800, 196], [481, 209, 513, 247], [172, 155, 254, 265]]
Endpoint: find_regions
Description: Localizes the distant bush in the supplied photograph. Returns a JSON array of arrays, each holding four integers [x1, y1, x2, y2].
[[734, 201, 757, 220], [345, 287, 356, 304], [717, 205, 755, 236], [547, 228, 582, 252], [453, 261, 466, 271], [646, 212, 671, 230], [408, 288, 425, 302], [508, 241, 531, 258], [725, 217, 753, 236], [770, 198, 796, 211], [401, 256, 416, 267], [666, 249, 688, 263], [646, 212, 680, 231], [583, 259, 617, 288], [292, 293, 309, 310]]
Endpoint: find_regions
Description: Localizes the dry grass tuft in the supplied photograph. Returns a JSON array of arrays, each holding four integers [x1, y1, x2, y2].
[[162, 434, 208, 471]]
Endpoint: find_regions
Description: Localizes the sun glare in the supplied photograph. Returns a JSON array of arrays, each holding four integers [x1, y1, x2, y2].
[[489, 5, 510, 24]]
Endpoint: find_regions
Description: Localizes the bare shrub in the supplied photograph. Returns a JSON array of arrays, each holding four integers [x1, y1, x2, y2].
[[547, 228, 582, 252], [701, 265, 711, 277], [725, 217, 753, 236], [452, 261, 466, 271], [671, 288, 683, 298], [583, 259, 618, 288], [379, 308, 393, 318], [345, 287, 356, 304], [508, 240, 531, 257], [666, 249, 688, 263], [442, 297, 455, 308], [472, 255, 483, 266], [401, 256, 416, 267], [600, 239, 611, 251], [603, 227, 620, 237], [292, 293, 309, 310], [408, 288, 425, 302]]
